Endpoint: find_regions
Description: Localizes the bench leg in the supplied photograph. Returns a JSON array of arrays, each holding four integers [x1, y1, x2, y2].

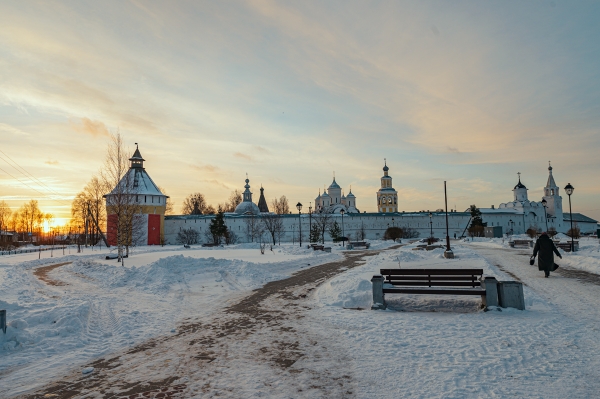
[[481, 277, 499, 308], [371, 275, 386, 310]]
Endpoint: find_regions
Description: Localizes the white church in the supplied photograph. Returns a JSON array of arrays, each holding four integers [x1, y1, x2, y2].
[[107, 148, 597, 244]]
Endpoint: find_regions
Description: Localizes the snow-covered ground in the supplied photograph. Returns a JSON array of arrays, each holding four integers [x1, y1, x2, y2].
[[311, 240, 600, 398], [0, 243, 343, 396], [2, 238, 600, 397], [466, 234, 600, 276]]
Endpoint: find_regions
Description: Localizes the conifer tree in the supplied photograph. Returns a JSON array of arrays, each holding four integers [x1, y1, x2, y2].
[[208, 211, 228, 244], [329, 221, 342, 242]]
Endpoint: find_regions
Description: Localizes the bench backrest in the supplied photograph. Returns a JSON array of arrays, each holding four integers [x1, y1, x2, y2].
[[380, 268, 484, 288]]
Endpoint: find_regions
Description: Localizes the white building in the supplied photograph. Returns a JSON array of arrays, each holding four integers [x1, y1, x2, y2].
[[376, 160, 398, 213], [314, 176, 359, 214], [161, 162, 597, 244]]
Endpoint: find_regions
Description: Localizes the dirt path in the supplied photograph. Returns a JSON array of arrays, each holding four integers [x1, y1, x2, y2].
[[33, 262, 72, 286], [20, 246, 400, 399]]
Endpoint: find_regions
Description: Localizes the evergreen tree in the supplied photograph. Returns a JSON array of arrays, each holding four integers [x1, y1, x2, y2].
[[468, 205, 486, 237], [329, 221, 342, 242], [310, 224, 320, 243], [208, 211, 228, 244]]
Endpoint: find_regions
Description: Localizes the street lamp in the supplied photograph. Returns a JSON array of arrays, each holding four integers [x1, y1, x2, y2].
[[296, 202, 303, 247], [340, 209, 345, 248], [392, 217, 395, 227], [541, 198, 548, 231], [509, 219, 514, 235], [429, 212, 433, 239], [309, 202, 312, 243], [564, 183, 575, 252]]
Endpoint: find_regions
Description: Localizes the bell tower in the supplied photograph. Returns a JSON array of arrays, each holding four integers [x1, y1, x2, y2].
[[542, 162, 563, 226], [376, 159, 398, 213]]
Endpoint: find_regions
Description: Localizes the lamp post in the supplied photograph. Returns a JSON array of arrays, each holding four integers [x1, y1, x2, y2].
[[77, 225, 81, 253], [541, 198, 548, 231], [392, 217, 395, 227], [509, 219, 514, 235], [444, 181, 453, 258], [429, 212, 433, 239], [309, 202, 312, 243], [564, 183, 575, 252], [340, 209, 345, 248], [296, 202, 303, 247]]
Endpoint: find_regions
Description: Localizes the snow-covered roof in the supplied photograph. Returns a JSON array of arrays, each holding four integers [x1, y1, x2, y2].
[[108, 168, 165, 196], [328, 178, 341, 189], [234, 201, 260, 215]]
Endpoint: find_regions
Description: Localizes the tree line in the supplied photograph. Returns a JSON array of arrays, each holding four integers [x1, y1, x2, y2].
[[0, 199, 56, 248]]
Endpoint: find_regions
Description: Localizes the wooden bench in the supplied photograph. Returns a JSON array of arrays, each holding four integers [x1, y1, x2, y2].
[[371, 268, 491, 309], [555, 241, 579, 252], [509, 240, 533, 248]]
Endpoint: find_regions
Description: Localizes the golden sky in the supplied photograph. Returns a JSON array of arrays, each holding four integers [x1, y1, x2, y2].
[[1, 1, 599, 223]]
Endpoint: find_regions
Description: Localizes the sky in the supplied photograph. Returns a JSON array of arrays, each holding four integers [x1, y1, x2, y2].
[[1, 0, 600, 225]]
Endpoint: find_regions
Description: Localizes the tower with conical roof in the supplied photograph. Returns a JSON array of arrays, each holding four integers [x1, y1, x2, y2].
[[542, 162, 563, 223], [104, 144, 168, 246], [377, 159, 398, 213], [257, 186, 269, 213]]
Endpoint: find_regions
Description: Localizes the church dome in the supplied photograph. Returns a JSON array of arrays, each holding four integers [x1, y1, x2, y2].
[[328, 178, 341, 189], [514, 177, 527, 189], [383, 164, 389, 172], [234, 201, 260, 215]]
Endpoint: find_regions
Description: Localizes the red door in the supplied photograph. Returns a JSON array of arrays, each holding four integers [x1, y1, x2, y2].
[[148, 214, 160, 245], [107, 214, 118, 246]]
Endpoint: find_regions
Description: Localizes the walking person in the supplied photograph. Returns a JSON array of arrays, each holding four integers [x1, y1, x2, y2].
[[532, 232, 562, 278]]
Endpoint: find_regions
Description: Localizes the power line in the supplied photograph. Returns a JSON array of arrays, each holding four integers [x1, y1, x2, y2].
[[0, 161, 73, 206], [0, 149, 65, 198]]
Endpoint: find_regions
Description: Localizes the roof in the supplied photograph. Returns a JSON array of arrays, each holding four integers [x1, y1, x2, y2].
[[234, 201, 260, 215], [107, 168, 165, 196], [328, 178, 341, 189], [130, 147, 144, 161], [514, 177, 527, 189], [564, 213, 598, 224], [257, 187, 269, 213]]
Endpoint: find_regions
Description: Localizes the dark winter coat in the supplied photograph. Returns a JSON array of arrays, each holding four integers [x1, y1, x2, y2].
[[533, 235, 561, 272]]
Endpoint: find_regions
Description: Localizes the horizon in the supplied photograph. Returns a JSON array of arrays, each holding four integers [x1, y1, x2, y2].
[[1, 1, 599, 224]]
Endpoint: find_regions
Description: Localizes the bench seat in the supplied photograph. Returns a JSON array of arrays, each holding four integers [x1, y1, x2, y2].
[[372, 268, 491, 309]]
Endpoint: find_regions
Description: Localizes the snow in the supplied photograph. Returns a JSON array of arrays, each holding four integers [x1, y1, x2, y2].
[[309, 240, 600, 398], [2, 238, 600, 397], [0, 243, 340, 396]]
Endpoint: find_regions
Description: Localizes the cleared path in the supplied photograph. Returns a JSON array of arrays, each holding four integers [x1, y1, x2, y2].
[[19, 246, 400, 399]]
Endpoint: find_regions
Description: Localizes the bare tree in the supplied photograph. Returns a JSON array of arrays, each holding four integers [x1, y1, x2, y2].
[[176, 227, 200, 245], [182, 192, 209, 215], [272, 195, 290, 215], [356, 221, 366, 241], [102, 132, 140, 263], [159, 186, 174, 215], [261, 213, 284, 245], [313, 212, 333, 244], [244, 214, 264, 242], [0, 200, 11, 234]]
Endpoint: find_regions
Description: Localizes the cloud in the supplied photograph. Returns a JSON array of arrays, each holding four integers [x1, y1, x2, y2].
[[234, 152, 253, 161], [70, 117, 109, 137], [446, 146, 461, 154], [193, 164, 220, 173], [45, 160, 59, 165], [253, 145, 270, 154]]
